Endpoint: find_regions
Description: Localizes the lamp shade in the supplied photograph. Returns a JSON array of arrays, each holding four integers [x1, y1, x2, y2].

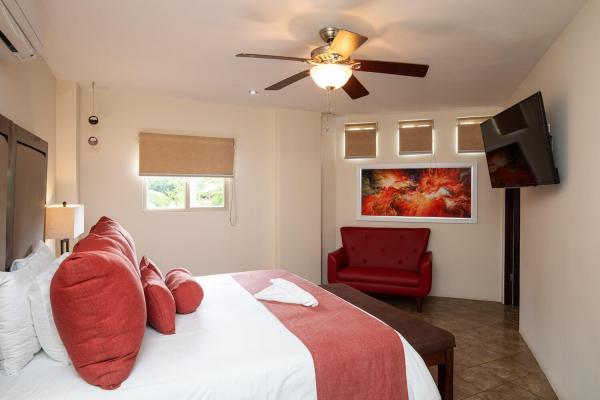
[[309, 64, 352, 90], [45, 204, 85, 239]]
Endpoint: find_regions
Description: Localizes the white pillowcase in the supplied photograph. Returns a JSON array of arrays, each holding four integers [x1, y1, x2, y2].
[[0, 241, 55, 375], [28, 252, 71, 365], [0, 269, 41, 375], [10, 240, 55, 273]]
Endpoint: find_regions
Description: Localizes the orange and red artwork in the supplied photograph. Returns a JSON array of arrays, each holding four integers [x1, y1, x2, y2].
[[359, 164, 476, 223]]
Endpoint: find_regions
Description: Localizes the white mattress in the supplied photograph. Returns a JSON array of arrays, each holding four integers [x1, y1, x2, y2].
[[0, 274, 440, 400]]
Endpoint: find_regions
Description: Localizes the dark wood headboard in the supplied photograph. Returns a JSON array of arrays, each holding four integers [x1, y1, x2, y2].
[[0, 113, 48, 271]]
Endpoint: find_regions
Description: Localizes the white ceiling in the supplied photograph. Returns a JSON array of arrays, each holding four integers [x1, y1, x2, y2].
[[39, 0, 585, 114]]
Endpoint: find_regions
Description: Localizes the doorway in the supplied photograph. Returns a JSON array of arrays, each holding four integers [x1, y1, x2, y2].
[[504, 188, 520, 306]]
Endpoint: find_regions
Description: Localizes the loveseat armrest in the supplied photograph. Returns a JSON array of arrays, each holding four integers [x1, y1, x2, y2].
[[418, 251, 433, 295], [327, 247, 347, 284]]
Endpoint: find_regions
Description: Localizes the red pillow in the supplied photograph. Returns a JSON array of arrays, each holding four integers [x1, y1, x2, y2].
[[165, 268, 203, 314], [140, 256, 164, 280], [89, 216, 138, 269], [141, 266, 175, 334], [51, 251, 146, 390], [74, 233, 139, 277]]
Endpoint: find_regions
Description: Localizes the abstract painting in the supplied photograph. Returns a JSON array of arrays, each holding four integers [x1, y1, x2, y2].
[[357, 163, 477, 223]]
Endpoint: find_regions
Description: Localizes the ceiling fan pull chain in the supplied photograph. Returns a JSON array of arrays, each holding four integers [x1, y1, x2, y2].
[[324, 88, 335, 133]]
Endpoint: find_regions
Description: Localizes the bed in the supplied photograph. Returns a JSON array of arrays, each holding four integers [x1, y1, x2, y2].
[[0, 114, 441, 399], [1, 272, 440, 399]]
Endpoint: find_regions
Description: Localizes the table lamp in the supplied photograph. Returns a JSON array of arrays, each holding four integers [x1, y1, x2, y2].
[[45, 202, 85, 254]]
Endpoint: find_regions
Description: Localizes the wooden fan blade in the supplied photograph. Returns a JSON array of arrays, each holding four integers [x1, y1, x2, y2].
[[355, 59, 429, 77], [265, 70, 311, 90], [343, 74, 369, 99], [236, 53, 308, 62], [329, 30, 368, 59]]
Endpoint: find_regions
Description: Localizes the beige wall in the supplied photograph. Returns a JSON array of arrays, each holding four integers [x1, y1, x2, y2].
[[76, 88, 322, 282], [323, 108, 504, 300], [0, 58, 56, 203], [321, 116, 337, 283], [274, 109, 322, 283], [509, 0, 600, 398], [55, 80, 80, 203]]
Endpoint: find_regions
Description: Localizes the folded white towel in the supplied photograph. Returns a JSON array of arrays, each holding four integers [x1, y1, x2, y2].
[[254, 278, 319, 307]]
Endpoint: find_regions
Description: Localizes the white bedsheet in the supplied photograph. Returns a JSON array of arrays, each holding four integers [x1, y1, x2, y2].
[[0, 274, 439, 400]]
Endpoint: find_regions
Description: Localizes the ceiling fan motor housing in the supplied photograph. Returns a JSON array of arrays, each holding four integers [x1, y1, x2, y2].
[[313, 27, 358, 65], [310, 45, 335, 63], [310, 26, 341, 64], [313, 27, 343, 63], [319, 26, 339, 43]]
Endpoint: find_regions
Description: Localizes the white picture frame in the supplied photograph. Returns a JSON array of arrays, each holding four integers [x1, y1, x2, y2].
[[357, 162, 478, 224]]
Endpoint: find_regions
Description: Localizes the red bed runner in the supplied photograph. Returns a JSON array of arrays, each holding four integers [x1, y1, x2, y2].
[[233, 269, 408, 400]]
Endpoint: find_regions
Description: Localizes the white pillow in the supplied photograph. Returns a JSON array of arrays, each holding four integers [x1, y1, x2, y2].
[[10, 241, 55, 274], [28, 252, 71, 365], [0, 268, 42, 375], [0, 241, 55, 375]]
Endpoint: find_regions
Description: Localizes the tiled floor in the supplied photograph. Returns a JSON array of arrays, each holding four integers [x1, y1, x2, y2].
[[376, 295, 558, 400]]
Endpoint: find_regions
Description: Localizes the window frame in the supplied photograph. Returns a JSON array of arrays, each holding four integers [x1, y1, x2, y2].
[[142, 176, 230, 213]]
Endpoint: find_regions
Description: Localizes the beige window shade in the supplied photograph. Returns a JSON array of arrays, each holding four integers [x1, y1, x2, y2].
[[139, 132, 234, 177], [457, 117, 490, 153], [344, 122, 377, 159], [398, 120, 433, 154]]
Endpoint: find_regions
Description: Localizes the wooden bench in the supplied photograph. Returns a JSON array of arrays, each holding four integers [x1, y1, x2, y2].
[[321, 283, 455, 400]]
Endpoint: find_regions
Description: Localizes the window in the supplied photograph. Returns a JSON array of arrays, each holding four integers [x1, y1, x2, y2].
[[145, 177, 186, 209], [344, 122, 377, 159], [189, 177, 225, 208], [398, 119, 434, 155], [456, 117, 490, 153], [145, 176, 227, 211]]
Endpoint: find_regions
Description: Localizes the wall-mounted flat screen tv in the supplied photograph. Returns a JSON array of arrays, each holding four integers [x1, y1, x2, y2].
[[480, 92, 560, 188]]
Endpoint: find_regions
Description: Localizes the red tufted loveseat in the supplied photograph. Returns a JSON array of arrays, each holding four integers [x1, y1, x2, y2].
[[327, 227, 432, 312]]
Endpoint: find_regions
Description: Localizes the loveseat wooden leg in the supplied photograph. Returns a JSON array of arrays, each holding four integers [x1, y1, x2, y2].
[[415, 296, 423, 313]]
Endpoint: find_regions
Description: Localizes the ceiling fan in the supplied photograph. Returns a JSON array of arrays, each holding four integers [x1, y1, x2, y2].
[[236, 26, 429, 100]]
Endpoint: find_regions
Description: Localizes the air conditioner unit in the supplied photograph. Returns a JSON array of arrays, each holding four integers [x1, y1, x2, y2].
[[0, 0, 43, 62]]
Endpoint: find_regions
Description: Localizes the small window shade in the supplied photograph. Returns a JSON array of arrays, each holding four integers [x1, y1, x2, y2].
[[344, 123, 377, 159], [398, 120, 433, 154], [457, 117, 489, 153], [139, 132, 234, 177]]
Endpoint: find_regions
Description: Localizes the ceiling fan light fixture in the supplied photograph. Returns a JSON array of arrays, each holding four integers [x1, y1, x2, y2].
[[309, 64, 352, 90]]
